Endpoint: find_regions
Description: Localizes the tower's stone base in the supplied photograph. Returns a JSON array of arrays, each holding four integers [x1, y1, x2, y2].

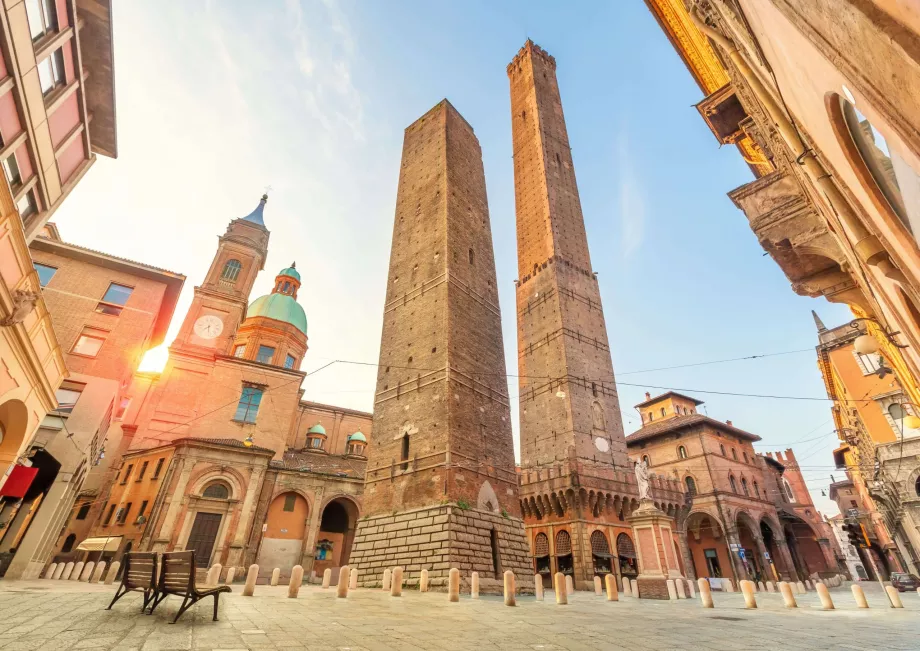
[[350, 504, 534, 594]]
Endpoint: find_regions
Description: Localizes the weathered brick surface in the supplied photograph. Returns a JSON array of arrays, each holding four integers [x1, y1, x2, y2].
[[508, 41, 629, 470]]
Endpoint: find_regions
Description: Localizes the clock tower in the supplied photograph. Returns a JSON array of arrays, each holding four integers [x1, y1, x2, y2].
[[172, 195, 270, 356]]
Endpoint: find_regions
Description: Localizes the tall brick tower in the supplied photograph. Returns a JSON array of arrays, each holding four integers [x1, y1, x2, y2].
[[349, 100, 532, 593], [509, 41, 628, 469]]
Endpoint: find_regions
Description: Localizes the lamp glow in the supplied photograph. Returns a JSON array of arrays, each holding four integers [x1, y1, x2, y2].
[[854, 334, 879, 355]]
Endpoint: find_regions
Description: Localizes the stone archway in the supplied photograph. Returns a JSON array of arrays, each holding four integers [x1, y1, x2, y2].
[[314, 497, 359, 577], [779, 511, 829, 580], [735, 511, 764, 581], [257, 491, 310, 576], [685, 511, 731, 580]]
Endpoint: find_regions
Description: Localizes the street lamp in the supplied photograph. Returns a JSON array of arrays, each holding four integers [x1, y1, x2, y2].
[[849, 317, 909, 355], [243, 434, 254, 448]]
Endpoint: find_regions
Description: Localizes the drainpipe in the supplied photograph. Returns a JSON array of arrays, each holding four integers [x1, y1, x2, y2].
[[689, 7, 907, 287]]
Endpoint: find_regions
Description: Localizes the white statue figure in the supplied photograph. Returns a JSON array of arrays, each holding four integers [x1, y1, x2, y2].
[[635, 459, 650, 501]]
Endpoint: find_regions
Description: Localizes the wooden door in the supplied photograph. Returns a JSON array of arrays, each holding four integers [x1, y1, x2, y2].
[[186, 512, 222, 565]]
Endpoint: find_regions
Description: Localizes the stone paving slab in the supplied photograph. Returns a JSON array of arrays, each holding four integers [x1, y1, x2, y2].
[[0, 580, 917, 650]]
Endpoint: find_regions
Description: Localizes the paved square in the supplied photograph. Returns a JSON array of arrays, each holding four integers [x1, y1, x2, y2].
[[0, 580, 917, 650]]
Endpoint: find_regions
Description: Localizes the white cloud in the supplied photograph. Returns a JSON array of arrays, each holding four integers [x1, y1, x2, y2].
[[616, 133, 646, 258]]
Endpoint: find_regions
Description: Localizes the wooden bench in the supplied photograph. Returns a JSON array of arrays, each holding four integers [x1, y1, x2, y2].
[[106, 552, 158, 612], [147, 550, 231, 623]]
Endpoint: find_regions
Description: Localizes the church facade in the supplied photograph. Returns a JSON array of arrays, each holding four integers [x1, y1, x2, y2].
[[51, 197, 371, 581]]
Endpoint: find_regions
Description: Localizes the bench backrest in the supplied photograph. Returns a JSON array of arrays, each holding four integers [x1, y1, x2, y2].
[[122, 552, 157, 591], [159, 550, 197, 595]]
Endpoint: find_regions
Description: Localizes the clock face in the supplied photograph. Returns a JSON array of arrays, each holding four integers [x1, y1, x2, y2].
[[193, 314, 224, 340]]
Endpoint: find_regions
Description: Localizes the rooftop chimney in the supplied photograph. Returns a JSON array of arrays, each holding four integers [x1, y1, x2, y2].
[[726, 420, 733, 427], [645, 392, 651, 401]]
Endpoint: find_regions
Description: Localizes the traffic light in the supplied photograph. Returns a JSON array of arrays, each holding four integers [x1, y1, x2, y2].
[[844, 523, 864, 548], [859, 523, 872, 548]]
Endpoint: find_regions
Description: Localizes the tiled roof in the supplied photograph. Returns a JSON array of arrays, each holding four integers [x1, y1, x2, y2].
[[174, 437, 276, 454], [625, 414, 761, 444], [34, 235, 184, 277], [271, 449, 366, 479], [634, 391, 704, 409]]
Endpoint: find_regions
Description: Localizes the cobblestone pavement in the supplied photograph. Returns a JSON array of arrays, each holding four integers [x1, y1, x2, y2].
[[0, 579, 917, 650]]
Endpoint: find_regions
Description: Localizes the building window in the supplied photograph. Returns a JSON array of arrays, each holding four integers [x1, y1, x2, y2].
[[117, 503, 132, 524], [103, 504, 115, 525], [660, 408, 665, 417], [641, 454, 650, 466], [783, 478, 796, 503], [308, 436, 324, 450], [256, 345, 275, 364], [678, 445, 687, 459], [37, 48, 65, 96], [119, 464, 134, 484], [400, 433, 410, 470], [202, 482, 230, 499], [731, 448, 737, 461], [71, 328, 106, 357], [221, 259, 242, 282], [233, 344, 246, 358], [114, 397, 131, 421], [840, 98, 920, 238], [136, 461, 148, 480], [468, 248, 474, 265], [685, 476, 697, 496], [753, 481, 760, 498], [3, 153, 21, 187], [234, 386, 263, 423], [729, 475, 738, 493], [719, 443, 726, 456], [648, 412, 653, 422], [347, 441, 365, 456], [34, 262, 56, 286], [741, 477, 749, 496], [25, 0, 57, 41], [283, 494, 297, 512], [743, 451, 749, 464], [889, 403, 906, 426], [856, 352, 882, 374], [95, 283, 134, 316], [151, 457, 164, 479], [137, 500, 149, 520], [16, 189, 37, 218], [284, 354, 296, 369], [61, 533, 76, 552], [75, 503, 90, 520], [54, 385, 83, 414]]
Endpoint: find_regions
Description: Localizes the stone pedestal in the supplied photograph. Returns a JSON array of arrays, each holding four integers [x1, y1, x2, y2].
[[627, 499, 683, 600]]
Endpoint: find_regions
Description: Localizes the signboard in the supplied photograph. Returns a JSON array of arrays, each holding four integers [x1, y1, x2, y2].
[[729, 543, 741, 551], [846, 508, 859, 518], [763, 551, 771, 560], [738, 549, 746, 560], [708, 578, 722, 591]]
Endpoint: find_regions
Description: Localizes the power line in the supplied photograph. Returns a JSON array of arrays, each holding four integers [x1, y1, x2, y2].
[[617, 349, 813, 376]]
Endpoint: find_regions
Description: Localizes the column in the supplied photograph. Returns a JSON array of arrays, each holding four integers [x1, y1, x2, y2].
[[774, 539, 796, 581], [723, 527, 749, 582], [751, 535, 772, 581], [301, 488, 325, 575], [155, 458, 191, 550], [227, 467, 265, 567], [677, 529, 697, 581]]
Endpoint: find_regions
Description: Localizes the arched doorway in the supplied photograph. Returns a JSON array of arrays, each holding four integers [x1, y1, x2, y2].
[[685, 512, 730, 580], [555, 530, 573, 576], [590, 530, 612, 577], [780, 512, 828, 580], [760, 519, 784, 581], [736, 513, 764, 582], [257, 492, 309, 576], [533, 532, 551, 581], [313, 497, 358, 577], [616, 532, 638, 580]]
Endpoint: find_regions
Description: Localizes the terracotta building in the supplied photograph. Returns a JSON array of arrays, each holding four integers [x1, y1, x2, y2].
[[644, 0, 920, 579], [0, 224, 183, 579], [349, 100, 532, 594], [626, 391, 838, 583], [509, 40, 684, 594], [815, 313, 917, 576], [0, 0, 116, 241], [49, 197, 372, 582]]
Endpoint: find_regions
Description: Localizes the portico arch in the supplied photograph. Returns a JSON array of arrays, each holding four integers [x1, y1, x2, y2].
[[314, 496, 359, 576], [257, 491, 310, 575], [779, 510, 829, 580], [685, 510, 731, 581]]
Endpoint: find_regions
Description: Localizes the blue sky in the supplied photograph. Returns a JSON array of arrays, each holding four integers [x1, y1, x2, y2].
[[54, 0, 854, 514]]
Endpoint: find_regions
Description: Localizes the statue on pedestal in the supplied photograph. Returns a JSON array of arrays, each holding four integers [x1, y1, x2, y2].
[[635, 459, 650, 501]]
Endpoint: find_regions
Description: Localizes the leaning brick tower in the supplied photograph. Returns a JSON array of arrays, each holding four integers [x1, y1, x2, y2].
[[349, 100, 532, 593]]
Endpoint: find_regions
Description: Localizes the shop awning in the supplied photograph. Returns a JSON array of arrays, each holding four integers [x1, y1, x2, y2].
[[76, 536, 122, 552], [0, 466, 39, 498], [592, 552, 613, 558]]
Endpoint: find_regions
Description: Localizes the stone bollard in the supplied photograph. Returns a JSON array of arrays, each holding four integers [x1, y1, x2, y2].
[[338, 566, 350, 598], [91, 561, 107, 584], [740, 580, 757, 609], [70, 561, 84, 581], [243, 564, 259, 596], [51, 563, 65, 580], [390, 567, 402, 597], [504, 571, 516, 606], [666, 579, 677, 600], [419, 568, 429, 592], [766, 581, 776, 593], [917, 586, 920, 597], [80, 561, 95, 582], [816, 583, 834, 610], [44, 563, 57, 579], [382, 568, 392, 591], [206, 563, 222, 587], [471, 571, 479, 599], [675, 578, 686, 599], [60, 561, 75, 580], [805, 580, 814, 591], [757, 581, 765, 592], [594, 576, 603, 596], [288, 565, 304, 598], [322, 568, 332, 589], [554, 572, 568, 605], [687, 579, 696, 598], [779, 582, 797, 608], [271, 568, 281, 586], [104, 561, 120, 585], [622, 577, 632, 597], [631, 579, 639, 598], [565, 574, 574, 595], [697, 578, 714, 608], [535, 574, 544, 601], [226, 567, 237, 585], [448, 568, 460, 602], [349, 568, 358, 590], [605, 574, 618, 601], [795, 581, 806, 595], [886, 586, 904, 608], [852, 584, 865, 605]]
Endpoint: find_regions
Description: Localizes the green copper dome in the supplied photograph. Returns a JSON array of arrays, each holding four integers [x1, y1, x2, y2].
[[247, 293, 307, 335], [308, 423, 326, 435], [348, 431, 366, 443], [278, 265, 301, 282]]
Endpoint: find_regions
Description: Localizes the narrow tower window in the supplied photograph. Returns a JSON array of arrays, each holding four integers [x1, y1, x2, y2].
[[221, 259, 242, 282], [468, 248, 474, 265], [400, 433, 410, 470]]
